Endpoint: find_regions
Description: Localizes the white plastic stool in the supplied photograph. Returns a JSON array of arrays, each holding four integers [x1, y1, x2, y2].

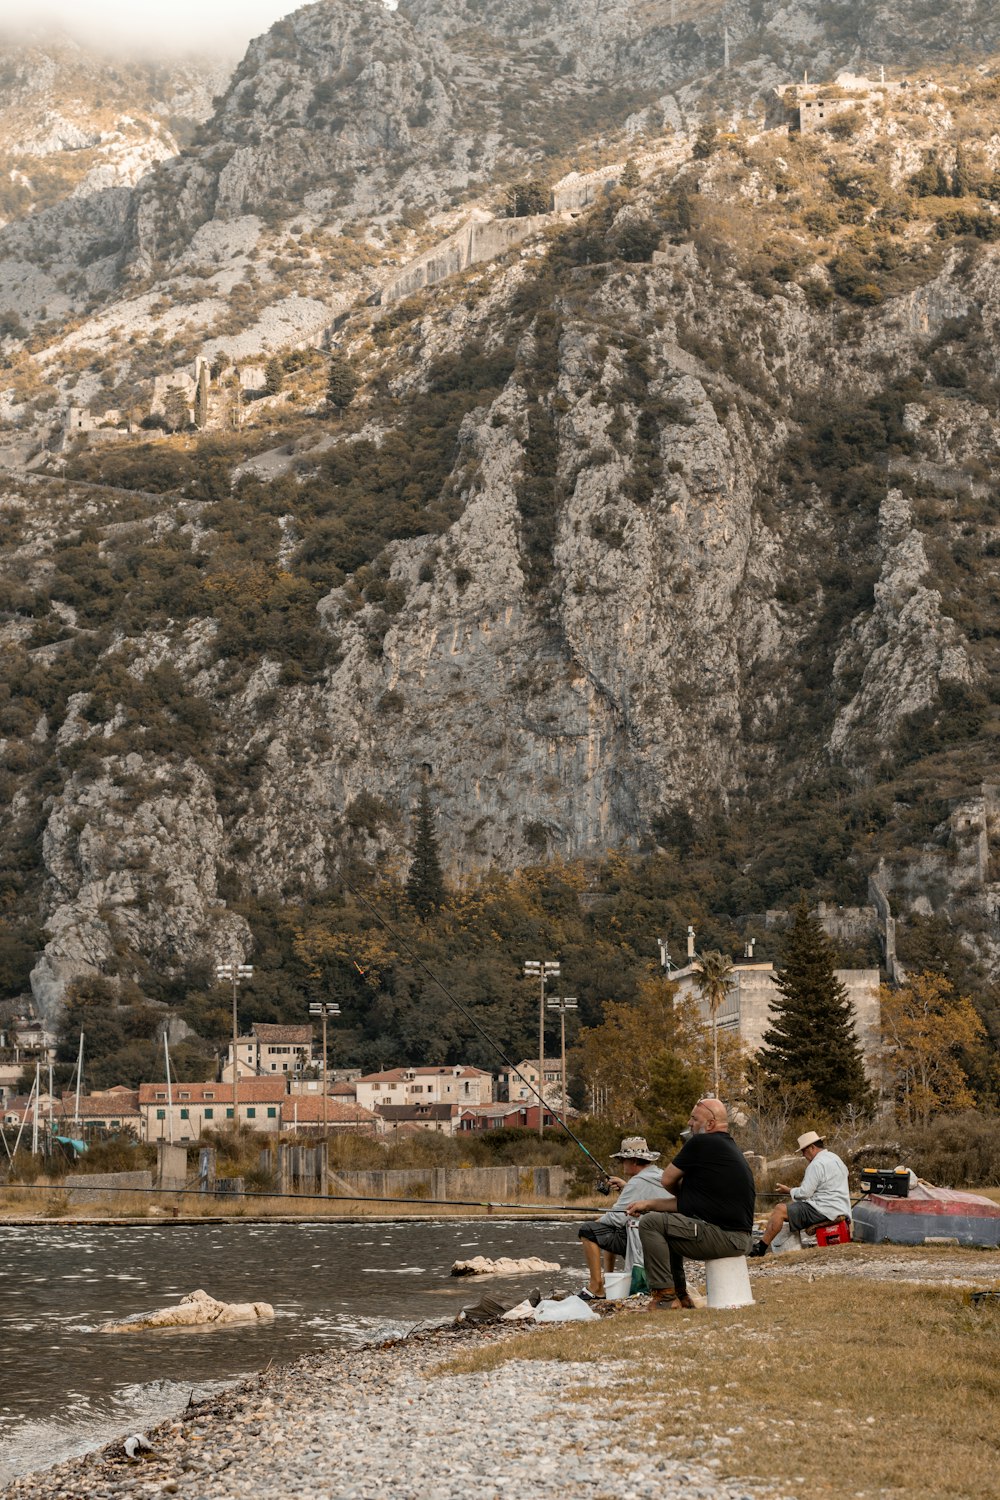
[[705, 1255, 754, 1309]]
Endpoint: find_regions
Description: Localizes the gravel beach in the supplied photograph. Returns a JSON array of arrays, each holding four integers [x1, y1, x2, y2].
[[2, 1315, 767, 1500], [6, 1246, 997, 1500]]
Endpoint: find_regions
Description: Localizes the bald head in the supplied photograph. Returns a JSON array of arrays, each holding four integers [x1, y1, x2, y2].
[[689, 1097, 729, 1133]]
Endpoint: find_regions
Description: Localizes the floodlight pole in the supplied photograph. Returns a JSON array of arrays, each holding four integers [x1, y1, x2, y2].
[[546, 995, 577, 1126], [309, 1001, 341, 1141], [524, 959, 560, 1137], [217, 958, 254, 1131]]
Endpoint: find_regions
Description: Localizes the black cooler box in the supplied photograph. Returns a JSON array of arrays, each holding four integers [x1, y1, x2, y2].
[[859, 1167, 910, 1197]]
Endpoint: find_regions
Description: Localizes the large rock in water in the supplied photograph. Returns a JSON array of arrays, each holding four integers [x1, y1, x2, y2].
[[450, 1255, 561, 1276], [99, 1288, 275, 1332]]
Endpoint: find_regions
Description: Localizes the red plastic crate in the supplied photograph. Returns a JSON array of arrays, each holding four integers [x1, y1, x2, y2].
[[815, 1219, 851, 1246]]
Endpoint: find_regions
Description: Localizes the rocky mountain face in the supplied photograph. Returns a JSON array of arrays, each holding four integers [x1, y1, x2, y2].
[[2, 0, 1000, 1028], [0, 33, 229, 332]]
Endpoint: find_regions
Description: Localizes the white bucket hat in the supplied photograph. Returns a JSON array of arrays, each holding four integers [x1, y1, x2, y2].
[[797, 1130, 824, 1151], [610, 1136, 661, 1163]]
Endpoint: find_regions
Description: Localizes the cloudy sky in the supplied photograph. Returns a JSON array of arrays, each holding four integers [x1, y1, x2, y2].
[[2, 0, 309, 56]]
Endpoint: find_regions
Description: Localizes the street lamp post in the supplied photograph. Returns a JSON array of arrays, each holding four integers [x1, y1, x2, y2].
[[524, 959, 560, 1137], [308, 1001, 341, 1140], [546, 995, 577, 1124], [216, 959, 253, 1130]]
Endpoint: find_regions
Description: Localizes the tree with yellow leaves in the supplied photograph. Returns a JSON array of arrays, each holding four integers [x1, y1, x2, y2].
[[879, 971, 985, 1127], [571, 974, 741, 1142]]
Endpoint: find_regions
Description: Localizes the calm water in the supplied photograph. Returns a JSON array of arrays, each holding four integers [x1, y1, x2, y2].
[[0, 1219, 580, 1484]]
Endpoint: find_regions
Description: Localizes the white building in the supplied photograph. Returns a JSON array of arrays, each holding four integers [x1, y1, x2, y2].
[[139, 1079, 288, 1142], [222, 1023, 314, 1081], [670, 959, 881, 1074], [500, 1058, 563, 1104], [353, 1066, 494, 1113]]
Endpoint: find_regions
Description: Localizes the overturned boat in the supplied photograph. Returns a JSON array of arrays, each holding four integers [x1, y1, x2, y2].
[[852, 1183, 1000, 1248]]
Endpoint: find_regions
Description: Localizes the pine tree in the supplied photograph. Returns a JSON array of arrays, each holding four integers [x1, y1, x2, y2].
[[503, 178, 550, 217], [620, 157, 641, 190], [326, 351, 358, 412], [264, 357, 284, 395], [758, 900, 872, 1113], [952, 143, 974, 199], [405, 783, 445, 920]]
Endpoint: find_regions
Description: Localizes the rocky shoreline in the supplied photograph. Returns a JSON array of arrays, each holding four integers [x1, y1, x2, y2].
[[3, 1315, 764, 1500]]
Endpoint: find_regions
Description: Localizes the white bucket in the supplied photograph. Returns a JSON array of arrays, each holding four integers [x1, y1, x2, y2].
[[705, 1255, 754, 1309], [603, 1270, 633, 1300]]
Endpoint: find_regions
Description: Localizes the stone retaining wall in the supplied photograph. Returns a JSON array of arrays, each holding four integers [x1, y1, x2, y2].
[[65, 1169, 153, 1204], [380, 214, 552, 304], [327, 1166, 570, 1202]]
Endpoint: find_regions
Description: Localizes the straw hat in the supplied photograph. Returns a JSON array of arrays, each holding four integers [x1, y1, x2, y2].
[[610, 1136, 661, 1163], [797, 1130, 824, 1151]]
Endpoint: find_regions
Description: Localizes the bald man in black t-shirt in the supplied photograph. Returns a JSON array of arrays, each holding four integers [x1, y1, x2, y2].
[[626, 1097, 755, 1309]]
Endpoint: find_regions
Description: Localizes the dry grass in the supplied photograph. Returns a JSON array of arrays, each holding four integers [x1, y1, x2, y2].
[[440, 1257, 1000, 1500]]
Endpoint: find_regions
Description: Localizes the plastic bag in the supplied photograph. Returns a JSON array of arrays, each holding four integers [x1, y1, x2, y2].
[[533, 1294, 599, 1322]]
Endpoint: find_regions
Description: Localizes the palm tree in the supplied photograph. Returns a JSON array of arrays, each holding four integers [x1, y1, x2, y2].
[[693, 949, 734, 1095]]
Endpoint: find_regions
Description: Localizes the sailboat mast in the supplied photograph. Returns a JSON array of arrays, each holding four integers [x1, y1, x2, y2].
[[74, 1032, 84, 1130]]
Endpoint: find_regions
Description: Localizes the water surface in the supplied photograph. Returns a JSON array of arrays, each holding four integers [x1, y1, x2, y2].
[[0, 1219, 578, 1483]]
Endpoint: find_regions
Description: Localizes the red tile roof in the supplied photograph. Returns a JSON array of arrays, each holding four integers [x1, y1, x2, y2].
[[280, 1097, 377, 1124], [138, 1079, 288, 1104], [251, 1024, 313, 1044]]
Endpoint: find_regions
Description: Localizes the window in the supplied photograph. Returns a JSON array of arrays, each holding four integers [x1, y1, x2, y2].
[[267, 1107, 277, 1119], [226, 1107, 234, 1119], [155, 1091, 167, 1100], [247, 1107, 256, 1118], [180, 1108, 189, 1120], [205, 1091, 215, 1101], [156, 1109, 166, 1120], [179, 1092, 190, 1101], [111, 1119, 120, 1127], [272, 1063, 277, 1071], [205, 1108, 214, 1120]]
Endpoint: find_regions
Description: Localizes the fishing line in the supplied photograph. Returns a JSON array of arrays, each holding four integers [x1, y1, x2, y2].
[[334, 865, 611, 1182]]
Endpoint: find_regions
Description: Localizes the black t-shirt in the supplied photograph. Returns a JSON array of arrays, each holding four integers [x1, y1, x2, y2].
[[671, 1131, 755, 1233]]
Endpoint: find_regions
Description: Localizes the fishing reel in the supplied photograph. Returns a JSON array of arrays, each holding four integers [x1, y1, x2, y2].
[[595, 1176, 612, 1196]]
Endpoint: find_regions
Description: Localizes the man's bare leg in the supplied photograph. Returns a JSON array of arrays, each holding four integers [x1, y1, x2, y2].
[[759, 1202, 788, 1247], [582, 1237, 606, 1296]]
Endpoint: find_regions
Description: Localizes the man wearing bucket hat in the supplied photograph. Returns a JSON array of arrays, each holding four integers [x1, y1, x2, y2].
[[577, 1137, 664, 1300], [748, 1130, 851, 1256]]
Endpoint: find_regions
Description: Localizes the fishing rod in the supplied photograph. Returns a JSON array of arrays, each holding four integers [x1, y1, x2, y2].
[[335, 865, 613, 1187]]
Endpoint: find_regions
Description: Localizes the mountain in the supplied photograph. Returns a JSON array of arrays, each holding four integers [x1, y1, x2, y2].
[[0, 31, 229, 337], [1, 0, 1000, 1065]]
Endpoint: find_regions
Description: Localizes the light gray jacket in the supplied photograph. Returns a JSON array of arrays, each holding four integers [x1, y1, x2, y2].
[[791, 1149, 851, 1219]]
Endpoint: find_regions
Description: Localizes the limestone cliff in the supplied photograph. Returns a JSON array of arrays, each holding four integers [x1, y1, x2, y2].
[[3, 0, 1000, 1021]]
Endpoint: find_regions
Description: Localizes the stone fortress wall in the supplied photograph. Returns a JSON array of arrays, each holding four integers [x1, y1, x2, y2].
[[380, 135, 691, 305]]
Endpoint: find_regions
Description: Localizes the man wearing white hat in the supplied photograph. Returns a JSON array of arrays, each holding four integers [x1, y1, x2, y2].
[[749, 1130, 851, 1256], [577, 1137, 664, 1300]]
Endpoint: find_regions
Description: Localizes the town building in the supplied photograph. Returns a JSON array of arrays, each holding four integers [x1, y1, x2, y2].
[[376, 1102, 459, 1135], [458, 1102, 563, 1132], [353, 1066, 494, 1113], [670, 958, 881, 1072], [139, 1078, 289, 1142], [221, 1023, 314, 1081], [499, 1058, 563, 1104], [279, 1096, 379, 1135]]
